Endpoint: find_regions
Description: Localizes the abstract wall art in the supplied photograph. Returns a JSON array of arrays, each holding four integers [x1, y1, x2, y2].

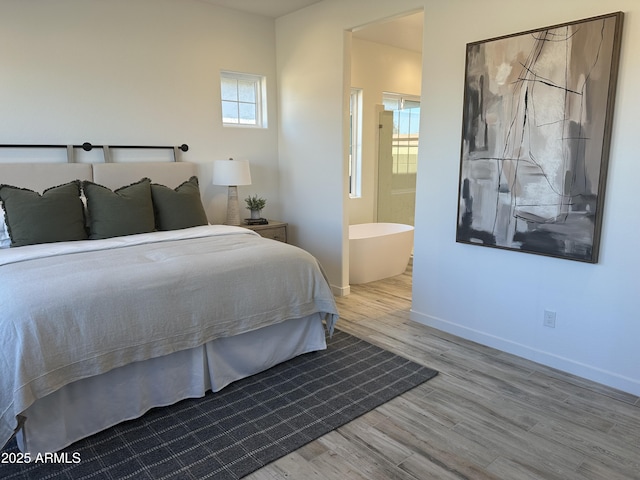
[[456, 12, 624, 262]]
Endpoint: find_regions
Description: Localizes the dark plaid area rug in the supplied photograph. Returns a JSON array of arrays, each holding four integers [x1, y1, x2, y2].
[[2, 329, 437, 479]]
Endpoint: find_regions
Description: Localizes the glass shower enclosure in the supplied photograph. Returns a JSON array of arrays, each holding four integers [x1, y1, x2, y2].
[[377, 94, 420, 226]]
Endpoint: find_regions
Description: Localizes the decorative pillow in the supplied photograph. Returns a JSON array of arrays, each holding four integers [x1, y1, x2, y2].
[[150, 176, 208, 231], [0, 181, 87, 247], [82, 178, 155, 240], [0, 204, 11, 248]]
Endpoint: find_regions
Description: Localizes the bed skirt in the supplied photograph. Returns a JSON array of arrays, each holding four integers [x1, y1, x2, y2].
[[16, 314, 327, 454]]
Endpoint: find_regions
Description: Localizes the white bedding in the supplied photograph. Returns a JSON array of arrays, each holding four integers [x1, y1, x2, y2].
[[0, 225, 338, 451]]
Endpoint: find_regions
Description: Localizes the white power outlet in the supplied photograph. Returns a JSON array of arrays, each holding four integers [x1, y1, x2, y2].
[[543, 310, 556, 328]]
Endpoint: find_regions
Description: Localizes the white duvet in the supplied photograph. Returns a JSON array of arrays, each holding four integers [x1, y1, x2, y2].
[[0, 225, 338, 449]]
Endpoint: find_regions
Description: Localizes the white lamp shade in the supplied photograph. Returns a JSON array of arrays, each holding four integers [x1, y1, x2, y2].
[[212, 159, 252, 186]]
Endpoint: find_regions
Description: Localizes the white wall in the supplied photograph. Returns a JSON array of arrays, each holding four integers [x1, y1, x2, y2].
[[277, 0, 640, 395], [276, 4, 352, 295], [349, 38, 422, 225], [414, 0, 640, 395], [0, 0, 281, 224]]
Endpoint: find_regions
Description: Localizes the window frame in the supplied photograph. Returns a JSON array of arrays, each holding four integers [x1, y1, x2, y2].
[[220, 71, 267, 128], [349, 88, 363, 198]]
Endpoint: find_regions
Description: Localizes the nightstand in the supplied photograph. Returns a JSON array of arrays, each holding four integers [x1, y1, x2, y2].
[[242, 220, 288, 243]]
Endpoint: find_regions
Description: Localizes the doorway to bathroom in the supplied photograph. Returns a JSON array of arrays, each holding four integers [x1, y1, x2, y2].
[[347, 9, 423, 287], [377, 93, 420, 226]]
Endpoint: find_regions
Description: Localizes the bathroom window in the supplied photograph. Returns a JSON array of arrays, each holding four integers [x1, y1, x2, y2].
[[382, 92, 420, 175], [220, 71, 267, 127], [349, 88, 363, 198]]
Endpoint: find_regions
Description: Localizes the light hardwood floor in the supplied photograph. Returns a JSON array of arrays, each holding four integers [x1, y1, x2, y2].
[[247, 264, 640, 479]]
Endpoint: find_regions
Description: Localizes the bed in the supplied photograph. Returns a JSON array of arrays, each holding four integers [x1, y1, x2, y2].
[[0, 160, 339, 454]]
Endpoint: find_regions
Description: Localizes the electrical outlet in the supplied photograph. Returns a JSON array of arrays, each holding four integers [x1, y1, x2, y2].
[[543, 310, 556, 328]]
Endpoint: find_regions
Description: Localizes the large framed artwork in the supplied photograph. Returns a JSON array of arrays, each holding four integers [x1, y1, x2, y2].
[[456, 12, 624, 262]]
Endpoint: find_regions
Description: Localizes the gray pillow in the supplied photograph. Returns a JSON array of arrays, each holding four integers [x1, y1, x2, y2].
[[151, 176, 208, 231], [83, 178, 155, 240], [0, 181, 87, 247]]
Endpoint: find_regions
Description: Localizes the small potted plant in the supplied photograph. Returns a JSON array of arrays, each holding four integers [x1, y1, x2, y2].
[[245, 194, 266, 220]]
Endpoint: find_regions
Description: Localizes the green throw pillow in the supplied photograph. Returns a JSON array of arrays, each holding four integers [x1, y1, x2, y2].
[[0, 181, 88, 247], [83, 178, 155, 240], [150, 176, 208, 231]]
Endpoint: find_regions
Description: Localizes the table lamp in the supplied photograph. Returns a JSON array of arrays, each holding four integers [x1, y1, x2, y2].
[[212, 158, 252, 225]]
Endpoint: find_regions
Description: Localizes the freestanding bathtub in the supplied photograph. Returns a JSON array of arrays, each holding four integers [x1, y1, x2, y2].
[[349, 223, 414, 284]]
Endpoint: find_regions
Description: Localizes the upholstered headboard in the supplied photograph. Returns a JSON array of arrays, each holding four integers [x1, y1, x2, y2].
[[0, 163, 93, 193], [92, 162, 198, 189], [0, 162, 199, 192]]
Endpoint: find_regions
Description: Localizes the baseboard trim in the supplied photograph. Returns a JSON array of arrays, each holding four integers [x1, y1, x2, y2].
[[332, 284, 351, 297], [410, 310, 640, 397]]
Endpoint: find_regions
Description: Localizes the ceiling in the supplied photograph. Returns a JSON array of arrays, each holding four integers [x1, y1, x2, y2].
[[199, 1, 423, 53], [198, 0, 323, 18], [352, 11, 423, 53]]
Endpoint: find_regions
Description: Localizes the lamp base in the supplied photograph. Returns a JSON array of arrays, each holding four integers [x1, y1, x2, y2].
[[225, 185, 241, 226]]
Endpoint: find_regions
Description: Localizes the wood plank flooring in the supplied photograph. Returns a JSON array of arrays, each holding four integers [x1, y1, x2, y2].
[[247, 264, 640, 479]]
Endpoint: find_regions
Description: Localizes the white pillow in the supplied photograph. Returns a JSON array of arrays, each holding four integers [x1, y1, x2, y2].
[[0, 203, 10, 248]]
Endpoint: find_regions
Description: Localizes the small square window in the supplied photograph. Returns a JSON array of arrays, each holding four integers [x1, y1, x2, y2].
[[220, 71, 266, 127]]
